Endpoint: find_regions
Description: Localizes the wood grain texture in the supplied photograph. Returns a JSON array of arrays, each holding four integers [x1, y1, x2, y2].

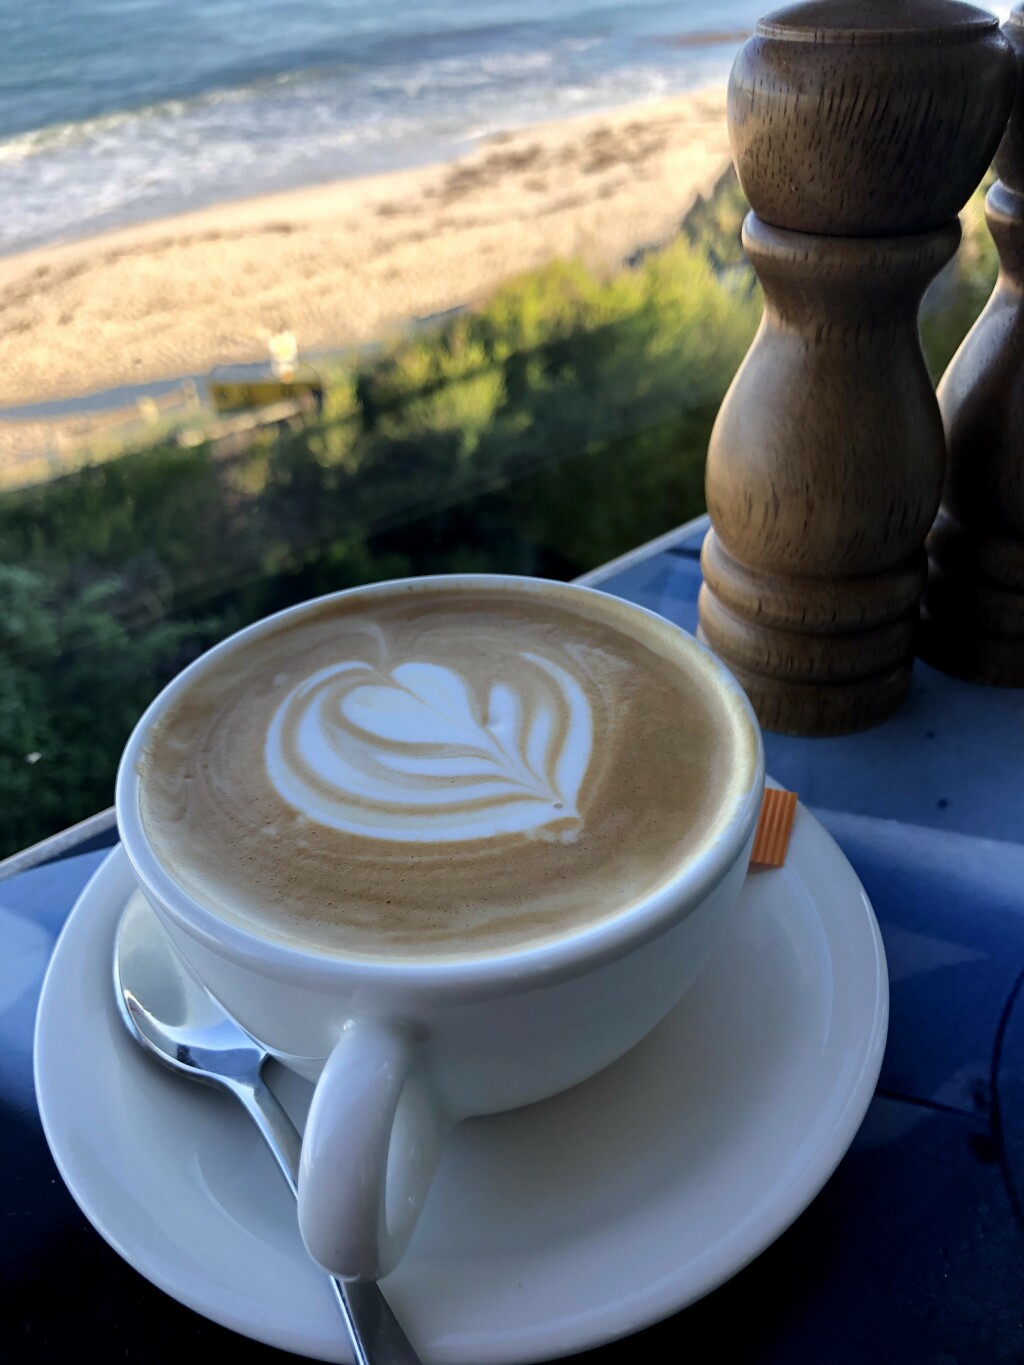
[[699, 0, 1015, 735], [729, 0, 1016, 236], [922, 4, 1024, 686]]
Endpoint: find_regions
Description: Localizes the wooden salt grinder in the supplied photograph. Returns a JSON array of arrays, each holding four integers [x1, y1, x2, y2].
[[922, 4, 1024, 686], [698, 0, 1015, 735]]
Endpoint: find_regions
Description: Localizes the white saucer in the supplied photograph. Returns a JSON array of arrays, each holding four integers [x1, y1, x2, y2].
[[34, 805, 887, 1364]]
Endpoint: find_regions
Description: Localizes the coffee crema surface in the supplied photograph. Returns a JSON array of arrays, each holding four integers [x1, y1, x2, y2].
[[138, 583, 753, 960]]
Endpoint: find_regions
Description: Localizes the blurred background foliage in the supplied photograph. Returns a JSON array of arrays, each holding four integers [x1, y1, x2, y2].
[[0, 169, 1000, 855]]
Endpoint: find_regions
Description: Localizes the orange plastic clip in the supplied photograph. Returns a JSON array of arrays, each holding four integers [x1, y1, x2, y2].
[[749, 788, 798, 869]]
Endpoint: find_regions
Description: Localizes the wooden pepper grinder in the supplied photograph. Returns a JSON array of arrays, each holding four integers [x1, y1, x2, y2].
[[698, 0, 1015, 735], [921, 4, 1024, 686]]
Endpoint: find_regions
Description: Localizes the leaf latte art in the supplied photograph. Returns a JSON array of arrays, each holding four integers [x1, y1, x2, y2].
[[138, 585, 749, 959], [265, 654, 593, 841]]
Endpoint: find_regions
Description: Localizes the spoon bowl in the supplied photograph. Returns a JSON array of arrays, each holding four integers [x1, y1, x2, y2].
[[113, 889, 422, 1365], [116, 892, 266, 1090]]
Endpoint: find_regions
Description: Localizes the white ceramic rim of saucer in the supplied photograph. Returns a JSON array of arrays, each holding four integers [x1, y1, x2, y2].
[[34, 797, 888, 1364]]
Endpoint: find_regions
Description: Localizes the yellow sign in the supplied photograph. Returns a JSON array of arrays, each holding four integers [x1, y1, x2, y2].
[[208, 379, 323, 414]]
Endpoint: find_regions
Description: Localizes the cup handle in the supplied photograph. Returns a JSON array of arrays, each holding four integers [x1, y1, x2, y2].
[[297, 1018, 449, 1281]]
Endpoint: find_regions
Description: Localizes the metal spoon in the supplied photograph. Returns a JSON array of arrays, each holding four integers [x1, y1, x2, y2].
[[113, 890, 422, 1365]]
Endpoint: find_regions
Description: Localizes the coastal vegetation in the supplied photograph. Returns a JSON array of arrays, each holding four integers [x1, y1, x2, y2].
[[0, 171, 999, 856]]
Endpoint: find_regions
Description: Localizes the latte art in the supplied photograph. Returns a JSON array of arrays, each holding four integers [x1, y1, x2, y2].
[[137, 582, 756, 960], [266, 652, 592, 842]]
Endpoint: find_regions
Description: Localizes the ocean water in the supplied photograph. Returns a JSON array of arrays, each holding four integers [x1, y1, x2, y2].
[[0, 0, 762, 256]]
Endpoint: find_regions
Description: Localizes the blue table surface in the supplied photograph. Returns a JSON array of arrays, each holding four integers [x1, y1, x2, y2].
[[4, 516, 1024, 1362]]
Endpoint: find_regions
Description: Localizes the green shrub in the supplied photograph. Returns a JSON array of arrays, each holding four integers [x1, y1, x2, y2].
[[0, 168, 999, 856], [0, 564, 226, 851]]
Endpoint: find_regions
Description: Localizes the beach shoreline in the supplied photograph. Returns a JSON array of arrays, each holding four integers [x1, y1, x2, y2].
[[0, 86, 731, 457]]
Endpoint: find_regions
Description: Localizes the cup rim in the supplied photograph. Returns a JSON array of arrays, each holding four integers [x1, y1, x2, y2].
[[116, 573, 765, 995]]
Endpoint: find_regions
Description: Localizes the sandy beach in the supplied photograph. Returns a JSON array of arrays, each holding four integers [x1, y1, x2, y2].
[[0, 88, 730, 458]]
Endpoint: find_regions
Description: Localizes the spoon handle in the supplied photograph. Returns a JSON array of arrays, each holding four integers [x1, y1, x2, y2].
[[236, 1076, 423, 1365]]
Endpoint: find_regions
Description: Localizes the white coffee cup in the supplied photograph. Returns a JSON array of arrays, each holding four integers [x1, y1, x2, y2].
[[116, 575, 764, 1282]]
